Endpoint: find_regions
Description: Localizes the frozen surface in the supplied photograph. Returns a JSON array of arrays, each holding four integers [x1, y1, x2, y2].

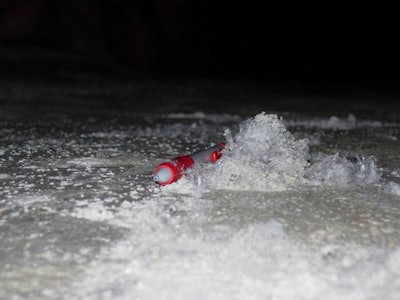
[[1, 86, 400, 299]]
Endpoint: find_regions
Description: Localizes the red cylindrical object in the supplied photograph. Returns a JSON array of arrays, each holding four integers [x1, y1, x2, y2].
[[153, 155, 194, 186], [153, 143, 225, 186]]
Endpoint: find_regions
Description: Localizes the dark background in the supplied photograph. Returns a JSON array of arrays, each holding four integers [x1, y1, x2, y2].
[[0, 0, 399, 115], [1, 0, 399, 81]]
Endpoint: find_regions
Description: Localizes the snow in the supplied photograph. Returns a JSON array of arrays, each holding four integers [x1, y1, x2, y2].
[[68, 189, 400, 300], [1, 110, 400, 300]]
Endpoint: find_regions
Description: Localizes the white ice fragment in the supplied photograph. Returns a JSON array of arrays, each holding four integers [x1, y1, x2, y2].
[[249, 219, 288, 239], [76, 200, 89, 207], [72, 202, 114, 222], [306, 154, 381, 185], [384, 182, 400, 196], [16, 195, 53, 206], [136, 185, 145, 192], [121, 200, 132, 208], [129, 190, 140, 199], [391, 169, 400, 178]]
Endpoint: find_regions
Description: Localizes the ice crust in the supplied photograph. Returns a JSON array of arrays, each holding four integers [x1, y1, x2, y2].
[[68, 188, 400, 300], [1, 110, 399, 300]]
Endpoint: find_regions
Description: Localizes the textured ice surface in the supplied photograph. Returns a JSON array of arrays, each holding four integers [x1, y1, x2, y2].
[[1, 108, 400, 300], [67, 185, 400, 300]]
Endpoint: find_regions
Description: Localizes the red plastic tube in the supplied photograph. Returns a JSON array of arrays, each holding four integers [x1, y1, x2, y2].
[[153, 143, 225, 186]]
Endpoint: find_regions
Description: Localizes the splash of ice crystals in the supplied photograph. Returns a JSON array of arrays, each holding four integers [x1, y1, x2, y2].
[[306, 153, 381, 185], [195, 112, 381, 192], [198, 113, 310, 191]]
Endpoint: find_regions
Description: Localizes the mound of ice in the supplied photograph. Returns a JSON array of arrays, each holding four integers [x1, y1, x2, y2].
[[193, 112, 381, 192], [197, 113, 309, 191]]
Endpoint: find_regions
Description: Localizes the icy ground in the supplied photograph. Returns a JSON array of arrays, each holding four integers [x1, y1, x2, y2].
[[1, 96, 400, 300]]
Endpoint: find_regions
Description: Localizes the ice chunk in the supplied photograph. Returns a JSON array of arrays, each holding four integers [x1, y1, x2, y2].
[[197, 113, 309, 191], [193, 113, 382, 191]]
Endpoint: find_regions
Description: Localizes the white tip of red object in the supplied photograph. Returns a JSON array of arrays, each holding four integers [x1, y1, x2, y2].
[[153, 166, 174, 185], [153, 156, 194, 186]]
